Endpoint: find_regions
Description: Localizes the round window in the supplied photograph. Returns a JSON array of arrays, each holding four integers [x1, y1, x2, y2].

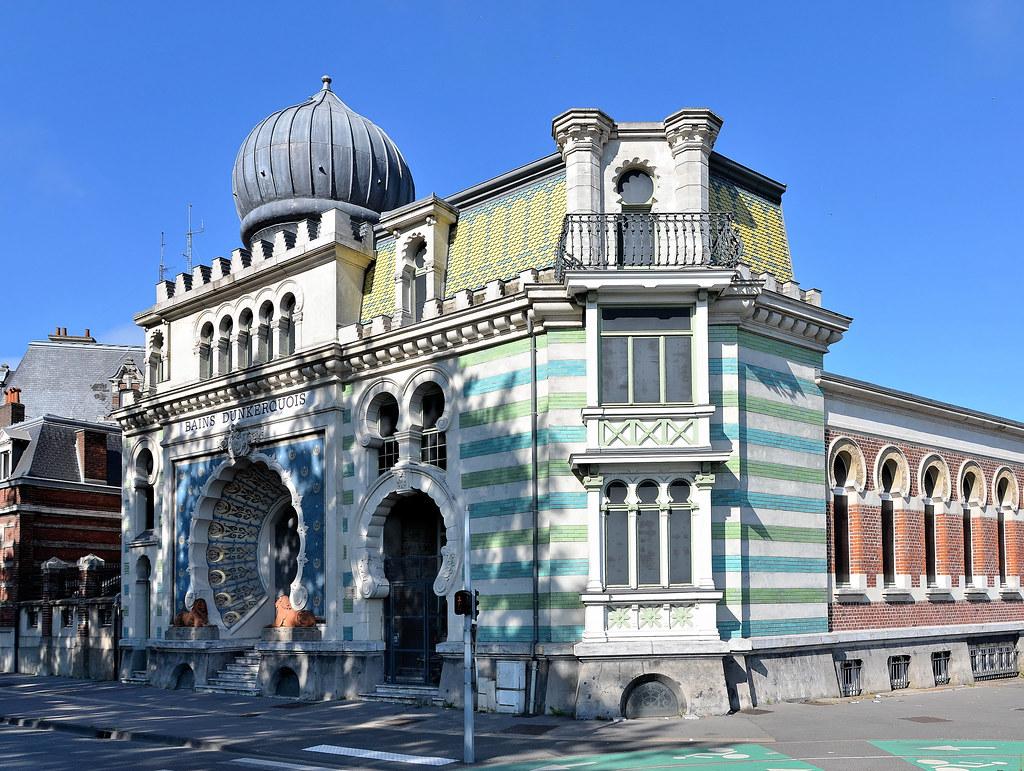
[[617, 170, 654, 206]]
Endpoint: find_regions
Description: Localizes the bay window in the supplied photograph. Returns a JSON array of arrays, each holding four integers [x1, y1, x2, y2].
[[603, 478, 693, 589], [599, 307, 693, 405]]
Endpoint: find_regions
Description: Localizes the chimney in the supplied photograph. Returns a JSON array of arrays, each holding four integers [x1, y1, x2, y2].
[[0, 388, 25, 428], [75, 429, 108, 483], [48, 326, 97, 344]]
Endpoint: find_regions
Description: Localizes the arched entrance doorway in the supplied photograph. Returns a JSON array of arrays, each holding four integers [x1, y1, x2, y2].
[[382, 492, 447, 685], [195, 459, 306, 636]]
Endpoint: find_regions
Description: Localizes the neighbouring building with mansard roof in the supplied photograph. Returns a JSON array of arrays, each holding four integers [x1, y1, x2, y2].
[[0, 329, 140, 677], [113, 77, 1023, 715]]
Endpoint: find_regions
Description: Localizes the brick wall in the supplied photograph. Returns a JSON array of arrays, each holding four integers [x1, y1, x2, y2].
[[75, 430, 109, 483], [830, 599, 1024, 630], [826, 426, 1024, 630]]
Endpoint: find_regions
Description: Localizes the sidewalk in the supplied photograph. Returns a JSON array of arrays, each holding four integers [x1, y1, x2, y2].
[[0, 674, 771, 768]]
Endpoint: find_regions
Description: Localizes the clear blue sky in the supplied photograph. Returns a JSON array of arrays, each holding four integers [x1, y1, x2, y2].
[[2, 2, 1022, 417]]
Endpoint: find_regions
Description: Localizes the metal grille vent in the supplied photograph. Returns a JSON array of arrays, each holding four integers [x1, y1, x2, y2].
[[970, 641, 1019, 681], [838, 659, 862, 697], [888, 655, 911, 690], [931, 651, 951, 686]]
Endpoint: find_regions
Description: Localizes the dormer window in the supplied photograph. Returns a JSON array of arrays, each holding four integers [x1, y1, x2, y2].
[[0, 450, 10, 479], [401, 240, 430, 323]]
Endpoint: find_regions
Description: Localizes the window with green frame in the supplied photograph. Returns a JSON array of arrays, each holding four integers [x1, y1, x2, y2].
[[599, 307, 693, 405]]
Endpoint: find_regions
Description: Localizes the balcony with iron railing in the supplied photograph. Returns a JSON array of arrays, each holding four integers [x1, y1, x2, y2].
[[556, 212, 743, 278]]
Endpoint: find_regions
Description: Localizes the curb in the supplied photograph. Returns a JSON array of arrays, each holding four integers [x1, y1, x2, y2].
[[0, 714, 237, 751]]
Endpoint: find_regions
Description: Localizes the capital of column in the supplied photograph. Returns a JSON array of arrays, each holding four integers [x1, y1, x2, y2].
[[694, 472, 716, 489], [664, 108, 723, 157], [551, 108, 614, 157]]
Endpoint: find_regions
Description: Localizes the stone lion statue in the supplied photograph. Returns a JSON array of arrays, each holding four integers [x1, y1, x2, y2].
[[273, 594, 316, 628], [172, 598, 209, 628]]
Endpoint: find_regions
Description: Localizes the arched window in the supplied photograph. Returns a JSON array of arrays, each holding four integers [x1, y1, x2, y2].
[[376, 394, 400, 476], [418, 383, 446, 469], [602, 479, 693, 590], [258, 301, 275, 363], [668, 480, 692, 585], [280, 293, 296, 356], [148, 331, 165, 388], [401, 240, 429, 323], [238, 309, 253, 369], [995, 472, 1016, 584], [198, 322, 214, 380], [635, 481, 660, 587], [923, 465, 940, 587], [135, 448, 155, 534], [880, 457, 898, 587], [603, 481, 629, 587], [961, 468, 982, 584], [218, 316, 234, 375], [832, 452, 851, 585]]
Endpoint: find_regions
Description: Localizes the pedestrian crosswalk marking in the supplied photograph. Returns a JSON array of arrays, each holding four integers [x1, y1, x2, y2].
[[304, 743, 456, 766]]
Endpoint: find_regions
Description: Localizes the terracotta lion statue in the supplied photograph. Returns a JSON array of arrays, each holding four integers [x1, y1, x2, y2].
[[172, 598, 209, 628], [273, 593, 316, 628]]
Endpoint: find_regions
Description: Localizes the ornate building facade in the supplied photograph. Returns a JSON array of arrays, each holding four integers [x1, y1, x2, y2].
[[114, 77, 1023, 716]]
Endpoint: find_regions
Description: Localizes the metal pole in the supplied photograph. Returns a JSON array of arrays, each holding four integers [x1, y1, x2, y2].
[[463, 504, 474, 764]]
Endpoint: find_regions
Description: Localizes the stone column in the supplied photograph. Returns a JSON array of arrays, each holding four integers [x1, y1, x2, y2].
[[551, 109, 614, 214], [664, 108, 723, 213], [692, 472, 716, 590]]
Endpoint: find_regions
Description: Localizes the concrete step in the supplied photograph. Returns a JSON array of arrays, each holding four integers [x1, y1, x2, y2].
[[212, 673, 258, 685], [120, 674, 149, 686], [195, 684, 262, 697], [224, 664, 260, 675], [359, 685, 444, 707]]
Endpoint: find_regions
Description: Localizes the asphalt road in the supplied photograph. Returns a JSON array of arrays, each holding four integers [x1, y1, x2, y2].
[[2, 675, 1024, 770]]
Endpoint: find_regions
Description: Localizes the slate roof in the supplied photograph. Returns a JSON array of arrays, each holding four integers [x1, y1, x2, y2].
[[4, 341, 144, 424], [1, 416, 122, 486], [358, 153, 794, 322]]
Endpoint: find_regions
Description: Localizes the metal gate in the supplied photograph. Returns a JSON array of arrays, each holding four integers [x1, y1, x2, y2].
[[383, 555, 446, 685]]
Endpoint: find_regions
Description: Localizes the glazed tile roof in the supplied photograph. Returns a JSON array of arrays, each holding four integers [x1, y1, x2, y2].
[[710, 175, 793, 282], [359, 159, 793, 321]]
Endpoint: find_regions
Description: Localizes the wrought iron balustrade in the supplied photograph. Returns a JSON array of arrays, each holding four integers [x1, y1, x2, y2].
[[556, 212, 743, 278]]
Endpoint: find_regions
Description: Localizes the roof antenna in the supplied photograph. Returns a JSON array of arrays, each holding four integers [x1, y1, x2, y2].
[[158, 231, 167, 283], [182, 203, 205, 274]]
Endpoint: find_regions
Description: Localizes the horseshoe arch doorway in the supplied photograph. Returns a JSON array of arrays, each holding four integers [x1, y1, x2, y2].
[[382, 492, 448, 685]]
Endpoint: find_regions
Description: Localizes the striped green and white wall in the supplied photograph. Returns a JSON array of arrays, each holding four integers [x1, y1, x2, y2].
[[458, 328, 589, 645], [709, 325, 828, 639]]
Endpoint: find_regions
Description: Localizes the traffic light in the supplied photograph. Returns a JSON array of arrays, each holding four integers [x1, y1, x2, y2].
[[454, 589, 481, 619]]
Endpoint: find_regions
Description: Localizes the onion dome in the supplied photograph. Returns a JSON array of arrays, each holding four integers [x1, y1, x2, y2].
[[232, 76, 415, 244]]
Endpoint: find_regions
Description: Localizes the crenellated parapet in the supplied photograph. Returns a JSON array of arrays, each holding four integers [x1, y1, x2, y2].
[[152, 209, 373, 307]]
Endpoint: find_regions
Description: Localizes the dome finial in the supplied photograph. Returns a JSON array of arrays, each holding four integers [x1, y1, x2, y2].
[[321, 75, 332, 91]]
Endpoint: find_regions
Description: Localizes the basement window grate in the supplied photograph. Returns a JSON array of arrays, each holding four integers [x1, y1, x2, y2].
[[838, 659, 862, 697], [932, 650, 951, 686], [888, 655, 911, 690], [970, 642, 1019, 681]]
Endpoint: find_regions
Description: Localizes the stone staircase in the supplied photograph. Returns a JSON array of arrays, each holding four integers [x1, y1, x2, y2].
[[359, 683, 445, 707], [120, 669, 150, 686], [194, 649, 262, 696]]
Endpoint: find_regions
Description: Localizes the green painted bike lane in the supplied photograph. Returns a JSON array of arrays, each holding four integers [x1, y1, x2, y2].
[[482, 743, 820, 770], [873, 741, 1024, 770]]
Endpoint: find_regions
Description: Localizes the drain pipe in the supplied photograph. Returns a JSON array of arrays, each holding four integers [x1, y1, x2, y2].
[[527, 313, 541, 715]]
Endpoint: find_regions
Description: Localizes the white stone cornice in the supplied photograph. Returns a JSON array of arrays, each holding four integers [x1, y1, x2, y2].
[[342, 284, 579, 379], [114, 343, 345, 432], [712, 276, 851, 354]]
